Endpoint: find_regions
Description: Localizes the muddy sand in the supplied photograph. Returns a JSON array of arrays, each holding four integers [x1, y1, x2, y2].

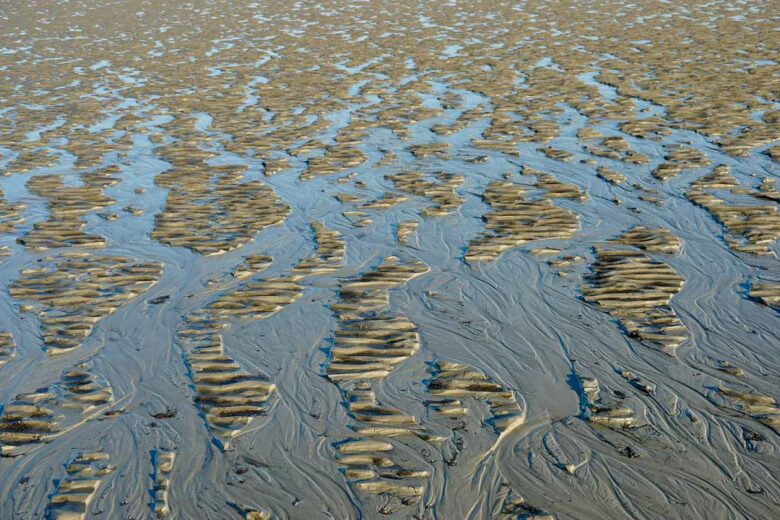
[[0, 0, 778, 518]]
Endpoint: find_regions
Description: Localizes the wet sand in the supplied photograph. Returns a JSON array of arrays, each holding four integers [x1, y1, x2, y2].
[[0, 0, 778, 519]]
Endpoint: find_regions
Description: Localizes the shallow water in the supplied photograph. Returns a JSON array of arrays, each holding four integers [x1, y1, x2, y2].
[[0, 1, 778, 519]]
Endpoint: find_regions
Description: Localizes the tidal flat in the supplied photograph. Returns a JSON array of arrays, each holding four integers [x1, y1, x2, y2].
[[0, 0, 778, 518]]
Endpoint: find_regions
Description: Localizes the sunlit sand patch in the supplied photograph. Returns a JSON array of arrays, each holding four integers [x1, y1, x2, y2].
[[64, 136, 117, 170], [342, 210, 373, 228], [525, 167, 588, 201], [301, 143, 366, 181], [581, 243, 688, 355], [322, 257, 435, 508], [153, 164, 289, 255], [540, 147, 573, 162], [465, 180, 580, 263], [710, 387, 779, 431], [327, 316, 420, 382], [179, 274, 303, 441], [652, 145, 711, 181], [478, 102, 558, 146], [493, 484, 555, 520], [579, 376, 637, 429], [358, 192, 408, 211], [687, 165, 780, 255], [766, 145, 780, 163], [529, 247, 563, 257], [596, 166, 626, 185], [327, 256, 428, 381], [335, 192, 363, 204], [585, 136, 648, 165], [334, 383, 438, 507], [233, 255, 273, 280], [611, 226, 682, 254], [152, 450, 175, 518], [289, 139, 327, 158], [386, 171, 464, 217], [330, 256, 428, 321], [3, 148, 60, 176], [471, 137, 522, 156], [261, 157, 290, 176], [547, 254, 584, 273], [576, 127, 602, 141], [23, 168, 119, 250], [0, 189, 25, 235], [177, 320, 277, 442], [192, 275, 303, 322], [426, 361, 525, 435], [408, 142, 450, 160], [0, 332, 15, 368], [1, 0, 779, 515], [396, 221, 418, 245], [46, 451, 115, 520], [239, 507, 271, 520], [292, 222, 345, 276], [0, 364, 113, 456], [619, 118, 671, 140], [752, 177, 780, 203], [9, 253, 162, 353], [748, 282, 780, 310]]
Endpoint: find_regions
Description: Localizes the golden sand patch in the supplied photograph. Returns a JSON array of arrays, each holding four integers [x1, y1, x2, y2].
[[585, 136, 649, 165], [0, 189, 25, 235], [179, 274, 303, 440], [582, 245, 687, 355], [9, 253, 162, 353], [328, 258, 428, 380], [153, 164, 289, 256], [301, 144, 367, 181], [23, 168, 118, 250], [426, 361, 525, 433], [0, 332, 15, 368], [46, 451, 115, 520], [3, 149, 60, 176], [579, 376, 637, 429], [540, 147, 573, 162], [386, 171, 464, 217], [749, 282, 780, 310], [334, 383, 437, 504], [324, 257, 434, 505], [652, 145, 711, 181], [687, 166, 780, 255], [526, 167, 588, 201], [711, 387, 779, 431], [358, 192, 409, 211], [153, 451, 175, 518], [611, 226, 682, 254], [292, 222, 345, 276], [596, 166, 626, 185], [465, 180, 580, 262], [396, 221, 419, 245], [619, 118, 671, 140], [177, 320, 277, 441], [232, 255, 273, 280], [0, 364, 113, 456]]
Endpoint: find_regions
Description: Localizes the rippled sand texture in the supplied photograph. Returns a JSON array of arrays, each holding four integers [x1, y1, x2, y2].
[[0, 0, 778, 518]]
